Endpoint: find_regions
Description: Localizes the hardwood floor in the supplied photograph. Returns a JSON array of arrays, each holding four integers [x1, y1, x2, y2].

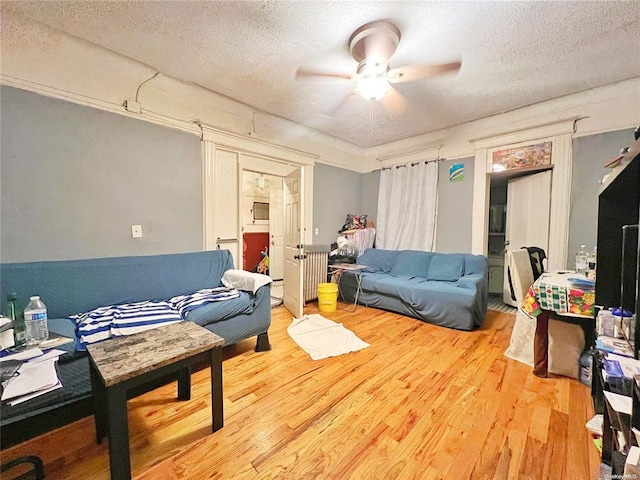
[[2, 304, 600, 479]]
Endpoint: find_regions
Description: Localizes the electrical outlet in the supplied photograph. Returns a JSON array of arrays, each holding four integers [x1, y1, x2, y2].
[[131, 225, 143, 238]]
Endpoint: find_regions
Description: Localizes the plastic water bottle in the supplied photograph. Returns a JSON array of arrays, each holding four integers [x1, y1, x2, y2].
[[575, 245, 588, 274], [588, 246, 597, 271], [24, 296, 49, 345], [579, 349, 595, 387]]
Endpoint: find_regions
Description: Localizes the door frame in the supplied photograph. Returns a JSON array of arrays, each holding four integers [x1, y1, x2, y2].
[[201, 126, 317, 254], [470, 119, 576, 271]]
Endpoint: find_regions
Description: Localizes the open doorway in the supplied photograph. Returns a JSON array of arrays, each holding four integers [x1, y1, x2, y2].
[[487, 166, 553, 309], [240, 170, 284, 305]]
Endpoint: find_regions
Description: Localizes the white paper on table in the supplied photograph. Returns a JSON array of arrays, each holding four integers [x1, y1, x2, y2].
[[7, 381, 63, 406], [0, 348, 43, 363], [1, 358, 59, 401], [0, 329, 15, 349], [28, 349, 65, 363], [604, 390, 633, 415]]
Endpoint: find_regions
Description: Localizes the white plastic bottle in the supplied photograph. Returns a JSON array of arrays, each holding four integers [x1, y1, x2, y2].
[[24, 296, 49, 345], [575, 245, 588, 274], [588, 246, 597, 271]]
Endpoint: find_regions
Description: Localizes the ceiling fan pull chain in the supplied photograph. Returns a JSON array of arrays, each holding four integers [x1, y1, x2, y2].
[[369, 100, 374, 136]]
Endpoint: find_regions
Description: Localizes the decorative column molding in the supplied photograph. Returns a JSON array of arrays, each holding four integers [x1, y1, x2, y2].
[[471, 147, 490, 255], [202, 141, 216, 251], [546, 133, 573, 270], [303, 165, 314, 245]]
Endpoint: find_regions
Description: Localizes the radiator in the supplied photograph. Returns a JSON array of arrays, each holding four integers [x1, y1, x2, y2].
[[303, 245, 330, 303]]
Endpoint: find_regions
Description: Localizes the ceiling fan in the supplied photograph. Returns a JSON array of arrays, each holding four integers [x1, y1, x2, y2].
[[296, 20, 462, 116]]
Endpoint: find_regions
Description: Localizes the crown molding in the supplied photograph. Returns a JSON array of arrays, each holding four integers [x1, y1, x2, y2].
[[470, 117, 580, 149], [200, 125, 317, 165], [1, 74, 202, 136]]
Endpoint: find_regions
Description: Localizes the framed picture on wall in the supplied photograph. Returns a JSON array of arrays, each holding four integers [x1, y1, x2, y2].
[[492, 141, 552, 172]]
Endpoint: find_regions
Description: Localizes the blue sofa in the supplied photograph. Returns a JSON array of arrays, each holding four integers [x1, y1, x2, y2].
[[339, 249, 488, 330], [0, 250, 271, 447]]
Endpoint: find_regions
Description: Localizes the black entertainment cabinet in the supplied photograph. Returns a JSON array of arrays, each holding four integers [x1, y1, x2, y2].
[[594, 136, 640, 474]]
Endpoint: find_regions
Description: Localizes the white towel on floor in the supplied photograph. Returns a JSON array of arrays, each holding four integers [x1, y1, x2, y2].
[[287, 314, 369, 360]]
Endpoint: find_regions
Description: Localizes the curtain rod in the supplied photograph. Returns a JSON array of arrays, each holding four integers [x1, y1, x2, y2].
[[372, 157, 446, 172]]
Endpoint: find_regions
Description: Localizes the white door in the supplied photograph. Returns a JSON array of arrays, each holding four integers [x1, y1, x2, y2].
[[269, 189, 284, 281], [283, 168, 304, 318], [503, 170, 552, 306], [214, 150, 240, 267]]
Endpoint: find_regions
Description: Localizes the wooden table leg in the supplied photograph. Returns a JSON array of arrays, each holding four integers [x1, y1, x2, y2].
[[533, 310, 550, 378], [177, 366, 191, 401], [106, 385, 131, 480], [89, 360, 107, 444], [210, 347, 223, 432]]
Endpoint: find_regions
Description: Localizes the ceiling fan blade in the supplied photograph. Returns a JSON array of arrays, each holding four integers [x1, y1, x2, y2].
[[295, 69, 352, 81], [379, 86, 408, 116], [388, 61, 461, 83]]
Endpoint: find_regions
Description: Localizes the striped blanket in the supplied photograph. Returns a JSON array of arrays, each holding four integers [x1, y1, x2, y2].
[[71, 287, 240, 349]]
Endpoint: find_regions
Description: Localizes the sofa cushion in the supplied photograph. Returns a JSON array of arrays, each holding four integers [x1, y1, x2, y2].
[[185, 291, 254, 327], [359, 272, 388, 291], [369, 276, 426, 298], [388, 251, 432, 278], [409, 281, 476, 310], [0, 250, 235, 319], [426, 254, 464, 281], [357, 249, 394, 273]]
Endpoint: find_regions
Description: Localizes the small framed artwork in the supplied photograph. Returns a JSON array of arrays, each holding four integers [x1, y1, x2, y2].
[[449, 163, 464, 182], [492, 141, 552, 172]]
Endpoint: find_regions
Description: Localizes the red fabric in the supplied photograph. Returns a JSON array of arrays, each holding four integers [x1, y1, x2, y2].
[[533, 310, 549, 378], [243, 233, 269, 271]]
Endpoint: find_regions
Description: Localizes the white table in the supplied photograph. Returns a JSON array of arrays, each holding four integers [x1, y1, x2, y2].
[[329, 263, 367, 312]]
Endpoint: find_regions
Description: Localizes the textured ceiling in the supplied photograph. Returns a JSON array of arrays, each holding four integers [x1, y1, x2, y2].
[[5, 1, 640, 148]]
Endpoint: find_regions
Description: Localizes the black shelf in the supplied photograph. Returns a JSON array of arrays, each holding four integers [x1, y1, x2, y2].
[[594, 137, 640, 473]]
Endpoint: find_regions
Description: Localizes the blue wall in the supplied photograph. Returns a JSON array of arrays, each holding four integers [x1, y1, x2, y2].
[[1, 86, 202, 262]]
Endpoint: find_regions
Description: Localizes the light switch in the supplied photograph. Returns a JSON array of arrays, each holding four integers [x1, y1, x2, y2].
[[315, 228, 319, 235], [131, 225, 143, 238]]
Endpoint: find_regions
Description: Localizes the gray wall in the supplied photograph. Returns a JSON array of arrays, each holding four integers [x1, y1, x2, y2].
[[569, 128, 635, 263], [361, 170, 379, 225], [312, 163, 364, 245], [435, 156, 475, 253], [1, 86, 202, 262]]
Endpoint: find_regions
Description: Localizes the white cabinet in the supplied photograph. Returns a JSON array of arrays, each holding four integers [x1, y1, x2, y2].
[[488, 256, 504, 294]]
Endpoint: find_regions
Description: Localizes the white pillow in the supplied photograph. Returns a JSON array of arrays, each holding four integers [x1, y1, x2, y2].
[[222, 269, 272, 294]]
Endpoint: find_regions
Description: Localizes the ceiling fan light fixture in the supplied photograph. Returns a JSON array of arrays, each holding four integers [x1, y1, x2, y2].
[[357, 75, 390, 101]]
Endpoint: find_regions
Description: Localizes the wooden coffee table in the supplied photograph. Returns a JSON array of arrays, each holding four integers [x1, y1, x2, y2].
[[87, 322, 224, 480]]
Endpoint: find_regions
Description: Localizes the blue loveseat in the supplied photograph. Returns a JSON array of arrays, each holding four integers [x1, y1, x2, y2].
[[0, 250, 271, 447], [339, 249, 488, 330]]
